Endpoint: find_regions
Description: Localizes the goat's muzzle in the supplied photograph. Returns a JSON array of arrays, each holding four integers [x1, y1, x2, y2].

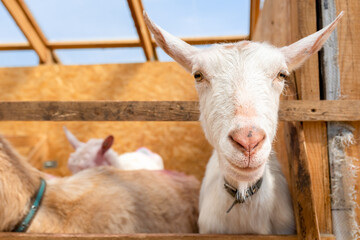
[[229, 127, 266, 157]]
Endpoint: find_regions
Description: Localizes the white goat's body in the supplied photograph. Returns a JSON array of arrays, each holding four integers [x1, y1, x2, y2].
[[114, 148, 164, 171], [143, 11, 343, 234], [199, 152, 294, 234]]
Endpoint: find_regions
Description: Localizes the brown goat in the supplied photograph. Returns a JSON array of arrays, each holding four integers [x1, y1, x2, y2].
[[0, 136, 199, 233]]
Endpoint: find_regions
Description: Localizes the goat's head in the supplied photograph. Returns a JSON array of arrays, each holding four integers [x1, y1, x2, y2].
[[144, 12, 343, 183], [63, 126, 115, 173]]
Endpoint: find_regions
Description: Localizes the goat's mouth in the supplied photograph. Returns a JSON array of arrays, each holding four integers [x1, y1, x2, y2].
[[226, 159, 264, 172]]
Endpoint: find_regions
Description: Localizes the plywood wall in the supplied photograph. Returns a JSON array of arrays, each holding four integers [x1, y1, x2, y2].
[[0, 62, 212, 180]]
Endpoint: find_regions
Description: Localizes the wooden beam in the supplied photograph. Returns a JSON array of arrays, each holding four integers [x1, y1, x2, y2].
[[284, 121, 321, 240], [0, 233, 336, 240], [0, 35, 249, 51], [293, 1, 332, 234], [0, 100, 359, 122], [127, 0, 157, 61], [250, 0, 261, 40], [1, 0, 58, 64], [48, 40, 141, 49], [176, 35, 249, 45], [0, 42, 31, 50]]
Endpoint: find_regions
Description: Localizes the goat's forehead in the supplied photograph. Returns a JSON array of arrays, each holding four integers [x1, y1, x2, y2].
[[194, 42, 286, 75]]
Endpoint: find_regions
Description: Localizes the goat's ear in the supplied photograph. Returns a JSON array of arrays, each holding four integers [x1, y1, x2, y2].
[[143, 11, 199, 72], [281, 11, 344, 71], [101, 135, 114, 155], [63, 126, 82, 149]]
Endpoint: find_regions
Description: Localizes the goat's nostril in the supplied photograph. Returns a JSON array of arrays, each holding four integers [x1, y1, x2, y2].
[[230, 128, 266, 155], [230, 135, 247, 151]]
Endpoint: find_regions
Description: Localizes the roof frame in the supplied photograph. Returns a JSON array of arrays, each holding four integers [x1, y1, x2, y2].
[[127, 0, 158, 61], [0, 0, 259, 64], [1, 0, 59, 64]]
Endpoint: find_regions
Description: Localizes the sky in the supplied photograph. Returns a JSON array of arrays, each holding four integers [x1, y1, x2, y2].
[[0, 0, 250, 67]]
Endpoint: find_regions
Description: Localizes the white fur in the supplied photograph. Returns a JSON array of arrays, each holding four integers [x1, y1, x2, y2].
[[144, 11, 343, 234], [64, 127, 164, 174]]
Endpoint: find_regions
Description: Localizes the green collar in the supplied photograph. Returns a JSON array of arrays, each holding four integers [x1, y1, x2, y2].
[[224, 177, 263, 213], [13, 178, 46, 232]]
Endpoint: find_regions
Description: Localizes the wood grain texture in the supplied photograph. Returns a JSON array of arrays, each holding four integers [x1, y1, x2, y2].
[[294, 1, 332, 234], [0, 100, 359, 122], [335, 0, 360, 229], [250, 0, 261, 39], [0, 233, 336, 240], [0, 62, 213, 179], [284, 122, 321, 240]]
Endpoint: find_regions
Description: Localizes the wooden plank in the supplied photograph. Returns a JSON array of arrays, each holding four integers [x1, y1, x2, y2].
[[0, 101, 199, 121], [1, 0, 57, 64], [318, 0, 343, 237], [250, 0, 261, 40], [0, 100, 359, 122], [127, 0, 157, 61], [284, 121, 321, 240], [335, 0, 360, 232], [0, 233, 336, 240], [293, 1, 332, 234]]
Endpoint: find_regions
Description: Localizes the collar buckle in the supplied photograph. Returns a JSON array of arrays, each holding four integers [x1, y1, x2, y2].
[[224, 177, 263, 213]]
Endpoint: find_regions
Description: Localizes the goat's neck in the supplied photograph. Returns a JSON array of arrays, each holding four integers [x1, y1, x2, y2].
[[0, 137, 42, 231]]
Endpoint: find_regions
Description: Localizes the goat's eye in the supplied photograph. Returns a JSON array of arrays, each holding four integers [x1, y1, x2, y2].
[[277, 70, 289, 81], [193, 71, 204, 82]]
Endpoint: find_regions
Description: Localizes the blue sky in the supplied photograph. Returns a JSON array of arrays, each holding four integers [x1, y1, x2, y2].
[[0, 0, 250, 67]]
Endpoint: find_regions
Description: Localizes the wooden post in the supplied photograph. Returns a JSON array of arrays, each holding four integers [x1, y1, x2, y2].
[[249, 0, 260, 40], [292, 1, 332, 234]]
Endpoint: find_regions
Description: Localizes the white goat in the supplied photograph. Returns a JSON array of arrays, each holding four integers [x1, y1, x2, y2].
[[64, 126, 164, 174], [0, 135, 199, 233], [144, 11, 344, 234]]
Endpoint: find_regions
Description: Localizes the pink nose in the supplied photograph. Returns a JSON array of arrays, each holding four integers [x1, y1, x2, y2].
[[230, 127, 266, 156]]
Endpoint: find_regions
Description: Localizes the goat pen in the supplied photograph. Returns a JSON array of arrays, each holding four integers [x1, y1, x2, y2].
[[0, 0, 359, 239]]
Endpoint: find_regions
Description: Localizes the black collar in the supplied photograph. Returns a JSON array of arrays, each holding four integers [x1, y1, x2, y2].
[[224, 177, 263, 213]]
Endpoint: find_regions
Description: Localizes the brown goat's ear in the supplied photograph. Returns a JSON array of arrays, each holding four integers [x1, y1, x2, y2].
[[143, 11, 199, 72], [281, 11, 344, 71]]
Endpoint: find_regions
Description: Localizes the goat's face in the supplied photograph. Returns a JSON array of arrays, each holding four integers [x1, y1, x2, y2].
[[192, 43, 286, 181], [63, 126, 114, 174], [144, 12, 343, 182]]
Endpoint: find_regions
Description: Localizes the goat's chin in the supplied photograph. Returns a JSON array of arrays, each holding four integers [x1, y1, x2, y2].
[[222, 159, 266, 183]]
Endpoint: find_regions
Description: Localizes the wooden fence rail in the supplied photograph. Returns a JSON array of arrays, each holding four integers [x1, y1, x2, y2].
[[0, 233, 336, 240], [0, 100, 358, 121]]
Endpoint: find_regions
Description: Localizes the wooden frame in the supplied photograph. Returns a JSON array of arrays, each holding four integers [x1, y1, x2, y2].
[[250, 0, 261, 39], [127, 0, 158, 61], [1, 0, 356, 239], [0, 0, 253, 63], [0, 100, 358, 122], [0, 35, 249, 51], [0, 233, 337, 240], [1, 0, 59, 64]]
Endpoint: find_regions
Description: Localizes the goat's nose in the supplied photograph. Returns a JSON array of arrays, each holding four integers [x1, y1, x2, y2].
[[230, 127, 266, 156]]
